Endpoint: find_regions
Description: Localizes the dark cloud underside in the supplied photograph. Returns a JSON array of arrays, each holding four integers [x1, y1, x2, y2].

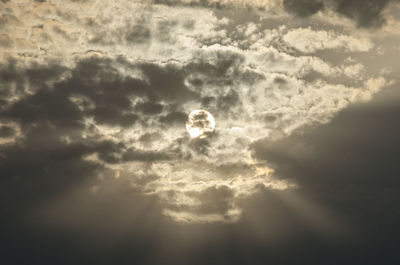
[[283, 0, 399, 28]]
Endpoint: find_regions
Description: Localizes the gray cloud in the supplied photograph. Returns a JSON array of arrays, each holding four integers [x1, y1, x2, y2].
[[0, 0, 389, 225], [251, 94, 400, 187], [283, 0, 399, 28], [0, 0, 399, 264], [283, 0, 324, 17], [250, 91, 400, 244], [153, 0, 399, 28]]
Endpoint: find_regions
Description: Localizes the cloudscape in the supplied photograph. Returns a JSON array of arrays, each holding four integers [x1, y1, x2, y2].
[[1, 0, 400, 264]]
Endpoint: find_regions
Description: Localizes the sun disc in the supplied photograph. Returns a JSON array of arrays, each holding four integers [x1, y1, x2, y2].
[[186, 109, 215, 138]]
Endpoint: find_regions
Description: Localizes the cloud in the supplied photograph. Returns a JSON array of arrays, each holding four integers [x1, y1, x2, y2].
[[283, 0, 399, 28], [333, 0, 395, 28], [152, 0, 399, 28], [0, 1, 399, 264], [249, 92, 400, 248], [283, 0, 324, 17], [251, 93, 400, 187], [282, 27, 374, 53], [0, 0, 391, 224]]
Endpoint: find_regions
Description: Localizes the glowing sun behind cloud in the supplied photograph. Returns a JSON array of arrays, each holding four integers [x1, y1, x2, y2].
[[186, 109, 216, 138]]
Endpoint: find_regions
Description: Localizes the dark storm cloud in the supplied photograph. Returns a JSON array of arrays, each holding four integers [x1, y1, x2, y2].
[[250, 91, 400, 261], [4, 83, 84, 129], [139, 62, 199, 102], [283, 0, 324, 17], [0, 58, 135, 127], [67, 70, 140, 126], [251, 96, 400, 187], [334, 0, 395, 28], [0, 59, 67, 102], [0, 54, 197, 218], [0, 56, 199, 128], [283, 0, 399, 28]]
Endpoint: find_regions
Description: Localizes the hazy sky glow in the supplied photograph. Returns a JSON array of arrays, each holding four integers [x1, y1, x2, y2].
[[1, 0, 400, 264]]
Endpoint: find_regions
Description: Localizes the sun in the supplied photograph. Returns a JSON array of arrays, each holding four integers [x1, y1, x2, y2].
[[186, 109, 216, 138]]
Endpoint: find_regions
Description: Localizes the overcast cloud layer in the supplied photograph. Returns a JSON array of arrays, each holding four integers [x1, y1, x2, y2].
[[1, 0, 400, 264]]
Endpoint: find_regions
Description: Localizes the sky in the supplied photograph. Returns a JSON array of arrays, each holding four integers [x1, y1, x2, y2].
[[1, 0, 400, 264]]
